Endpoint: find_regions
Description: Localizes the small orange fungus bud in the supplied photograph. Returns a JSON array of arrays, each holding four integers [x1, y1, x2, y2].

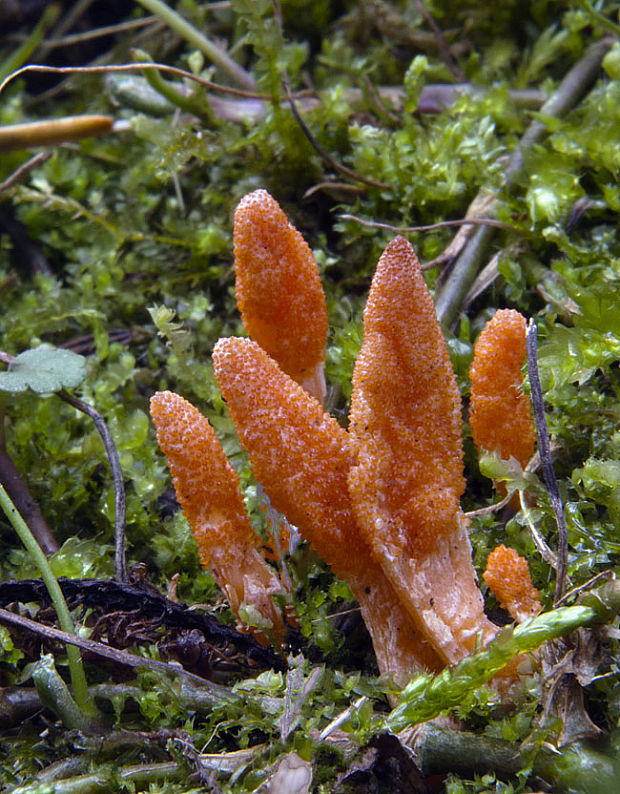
[[213, 336, 442, 678], [233, 189, 328, 404], [348, 236, 497, 664], [483, 544, 542, 622], [469, 309, 535, 470], [149, 390, 285, 642]]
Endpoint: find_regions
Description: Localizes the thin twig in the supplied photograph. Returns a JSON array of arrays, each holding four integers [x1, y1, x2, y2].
[[281, 72, 390, 190], [362, 75, 400, 124], [272, 0, 390, 190], [0, 606, 233, 695], [0, 364, 127, 584], [464, 490, 514, 519], [0, 152, 52, 196], [57, 391, 127, 583], [526, 320, 568, 603], [555, 570, 615, 608], [339, 214, 516, 234], [413, 0, 465, 81], [36, 0, 98, 58], [417, 192, 497, 271], [519, 490, 558, 570], [135, 0, 256, 91], [34, 16, 163, 49], [0, 62, 271, 100], [303, 182, 365, 198], [0, 449, 58, 555]]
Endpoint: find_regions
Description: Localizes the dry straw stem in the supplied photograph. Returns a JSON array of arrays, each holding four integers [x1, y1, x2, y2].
[[0, 115, 115, 153], [212, 337, 442, 678], [234, 190, 328, 404], [348, 237, 497, 665], [149, 390, 285, 641]]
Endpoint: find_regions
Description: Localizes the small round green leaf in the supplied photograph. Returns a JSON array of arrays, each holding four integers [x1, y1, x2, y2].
[[0, 345, 87, 394]]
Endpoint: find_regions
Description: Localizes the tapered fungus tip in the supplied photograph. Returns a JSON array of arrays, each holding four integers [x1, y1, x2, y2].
[[212, 335, 357, 574], [233, 189, 328, 404], [483, 544, 542, 622], [348, 235, 465, 556], [469, 309, 535, 470]]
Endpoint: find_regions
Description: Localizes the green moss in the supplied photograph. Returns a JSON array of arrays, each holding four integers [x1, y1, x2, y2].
[[1, 0, 619, 790]]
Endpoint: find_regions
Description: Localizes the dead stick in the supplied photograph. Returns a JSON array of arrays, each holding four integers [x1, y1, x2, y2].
[[434, 37, 614, 327], [57, 390, 127, 583], [0, 448, 58, 555], [526, 320, 568, 603]]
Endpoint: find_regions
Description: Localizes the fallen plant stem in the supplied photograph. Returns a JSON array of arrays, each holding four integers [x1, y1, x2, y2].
[[434, 37, 613, 327], [0, 115, 115, 153], [0, 486, 96, 718], [0, 3, 60, 84], [8, 762, 184, 794], [134, 0, 256, 91], [339, 213, 516, 235], [526, 320, 568, 603], [387, 595, 617, 732], [281, 73, 390, 190], [0, 63, 546, 118], [0, 447, 58, 554], [407, 722, 618, 790], [0, 152, 52, 196], [57, 390, 127, 583], [0, 605, 239, 701], [0, 62, 268, 99], [33, 653, 104, 731], [519, 489, 559, 570], [504, 37, 615, 188], [133, 49, 213, 124], [435, 223, 494, 324], [38, 14, 163, 49], [413, 0, 465, 81]]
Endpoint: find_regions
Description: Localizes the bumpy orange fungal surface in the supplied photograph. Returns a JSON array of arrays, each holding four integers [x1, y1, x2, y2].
[[469, 309, 535, 468], [234, 189, 328, 403], [348, 236, 497, 664], [348, 236, 465, 557], [483, 544, 542, 622], [149, 390, 284, 640], [213, 336, 443, 677]]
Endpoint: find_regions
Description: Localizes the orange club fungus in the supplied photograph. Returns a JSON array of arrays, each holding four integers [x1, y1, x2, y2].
[[212, 336, 443, 680], [348, 236, 498, 665], [150, 188, 542, 684], [233, 189, 328, 405], [149, 390, 287, 643], [469, 308, 536, 480], [484, 544, 542, 623]]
